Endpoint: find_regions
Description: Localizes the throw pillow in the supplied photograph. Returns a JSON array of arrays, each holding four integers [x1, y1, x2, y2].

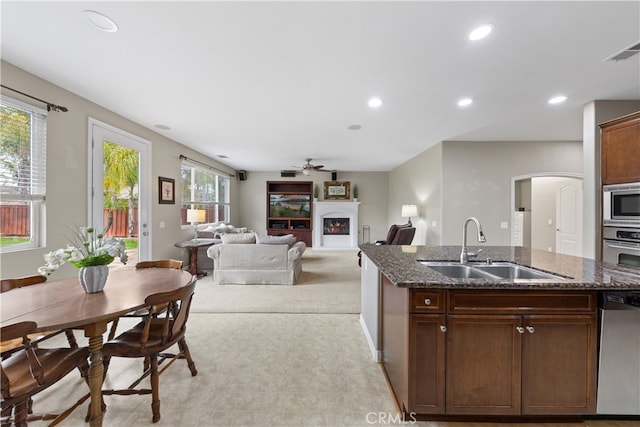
[[221, 232, 256, 244], [256, 234, 296, 246]]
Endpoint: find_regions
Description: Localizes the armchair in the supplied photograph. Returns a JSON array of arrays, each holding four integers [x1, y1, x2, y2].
[[358, 224, 416, 266]]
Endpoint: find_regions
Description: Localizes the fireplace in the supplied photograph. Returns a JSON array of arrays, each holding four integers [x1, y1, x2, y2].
[[313, 201, 360, 249], [324, 218, 350, 235]]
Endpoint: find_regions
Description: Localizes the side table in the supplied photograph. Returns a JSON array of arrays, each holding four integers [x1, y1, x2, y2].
[[174, 238, 221, 277]]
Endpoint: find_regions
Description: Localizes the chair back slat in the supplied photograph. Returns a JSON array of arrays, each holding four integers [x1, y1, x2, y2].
[[1, 275, 46, 293], [1, 322, 38, 342]]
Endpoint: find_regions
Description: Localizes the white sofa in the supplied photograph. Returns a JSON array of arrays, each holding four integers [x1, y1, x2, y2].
[[206, 234, 306, 285]]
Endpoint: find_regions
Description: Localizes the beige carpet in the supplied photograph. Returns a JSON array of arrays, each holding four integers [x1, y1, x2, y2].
[[190, 249, 361, 314]]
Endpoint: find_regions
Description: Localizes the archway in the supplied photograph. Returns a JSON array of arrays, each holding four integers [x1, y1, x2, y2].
[[510, 173, 583, 256]]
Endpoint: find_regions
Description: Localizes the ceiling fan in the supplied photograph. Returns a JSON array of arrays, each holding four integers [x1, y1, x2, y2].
[[291, 158, 332, 176]]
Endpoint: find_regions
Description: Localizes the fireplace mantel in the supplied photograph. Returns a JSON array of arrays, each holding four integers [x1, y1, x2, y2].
[[312, 201, 360, 249]]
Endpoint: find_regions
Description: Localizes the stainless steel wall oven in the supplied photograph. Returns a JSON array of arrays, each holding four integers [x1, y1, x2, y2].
[[602, 227, 640, 269]]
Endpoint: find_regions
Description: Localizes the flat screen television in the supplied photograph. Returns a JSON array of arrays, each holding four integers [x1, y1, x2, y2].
[[269, 194, 311, 218]]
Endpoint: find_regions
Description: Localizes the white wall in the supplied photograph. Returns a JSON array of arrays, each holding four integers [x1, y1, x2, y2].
[[389, 140, 582, 247], [440, 141, 583, 245], [1, 61, 236, 278], [236, 171, 388, 244], [388, 144, 443, 245]]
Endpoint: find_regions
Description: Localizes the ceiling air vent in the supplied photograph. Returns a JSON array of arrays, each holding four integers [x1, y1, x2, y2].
[[605, 41, 640, 62]]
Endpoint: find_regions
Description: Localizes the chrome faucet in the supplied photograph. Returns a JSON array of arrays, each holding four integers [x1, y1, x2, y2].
[[460, 217, 486, 264]]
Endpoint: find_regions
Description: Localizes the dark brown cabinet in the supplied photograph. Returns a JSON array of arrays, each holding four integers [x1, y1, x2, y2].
[[446, 314, 522, 415], [601, 111, 640, 185], [381, 278, 598, 419], [266, 181, 312, 246], [446, 314, 597, 416], [409, 314, 446, 414], [521, 314, 597, 415]]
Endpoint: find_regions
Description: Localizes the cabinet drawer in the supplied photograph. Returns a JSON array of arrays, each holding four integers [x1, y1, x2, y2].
[[411, 290, 446, 313], [448, 290, 596, 314]]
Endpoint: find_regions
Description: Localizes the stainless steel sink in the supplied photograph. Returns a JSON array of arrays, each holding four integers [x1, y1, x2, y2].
[[420, 262, 498, 279], [420, 261, 567, 281], [470, 263, 566, 280]]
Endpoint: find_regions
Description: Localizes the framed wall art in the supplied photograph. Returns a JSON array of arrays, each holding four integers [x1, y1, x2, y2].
[[324, 181, 350, 200], [158, 177, 175, 204]]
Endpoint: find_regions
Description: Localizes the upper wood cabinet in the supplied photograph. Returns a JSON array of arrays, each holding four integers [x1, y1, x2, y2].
[[601, 111, 640, 184]]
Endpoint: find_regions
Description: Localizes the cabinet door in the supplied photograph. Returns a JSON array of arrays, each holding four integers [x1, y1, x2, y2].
[[446, 315, 522, 415], [409, 314, 446, 414], [601, 114, 640, 184], [521, 314, 597, 415]]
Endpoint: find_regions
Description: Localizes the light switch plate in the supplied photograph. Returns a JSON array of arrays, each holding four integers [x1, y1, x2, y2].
[[500, 221, 509, 229]]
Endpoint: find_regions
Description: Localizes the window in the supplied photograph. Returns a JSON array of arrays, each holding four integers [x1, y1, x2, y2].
[[0, 97, 47, 252], [180, 159, 230, 226]]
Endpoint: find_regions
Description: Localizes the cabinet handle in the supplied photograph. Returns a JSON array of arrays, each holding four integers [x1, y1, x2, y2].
[[526, 326, 535, 333], [516, 326, 525, 334], [424, 298, 431, 305], [440, 325, 447, 332]]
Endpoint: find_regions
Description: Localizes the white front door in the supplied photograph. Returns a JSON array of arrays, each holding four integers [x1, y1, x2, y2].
[[88, 118, 151, 263], [556, 178, 583, 257]]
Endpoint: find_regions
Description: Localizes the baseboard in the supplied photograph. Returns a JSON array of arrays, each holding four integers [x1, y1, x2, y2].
[[359, 314, 381, 362]]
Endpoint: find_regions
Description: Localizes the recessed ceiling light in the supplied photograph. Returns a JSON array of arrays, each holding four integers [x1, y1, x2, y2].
[[368, 97, 383, 108], [469, 24, 494, 41], [154, 124, 171, 130], [347, 124, 362, 130], [457, 97, 473, 107], [83, 10, 118, 33], [548, 95, 568, 104]]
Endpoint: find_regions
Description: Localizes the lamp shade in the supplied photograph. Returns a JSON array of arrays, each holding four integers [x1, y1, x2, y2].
[[186, 209, 206, 224], [401, 204, 418, 218]]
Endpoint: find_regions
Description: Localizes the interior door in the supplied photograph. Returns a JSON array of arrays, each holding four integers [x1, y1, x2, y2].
[[556, 179, 583, 257], [89, 118, 151, 264]]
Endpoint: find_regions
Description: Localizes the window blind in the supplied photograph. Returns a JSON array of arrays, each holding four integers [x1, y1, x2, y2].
[[0, 97, 47, 202]]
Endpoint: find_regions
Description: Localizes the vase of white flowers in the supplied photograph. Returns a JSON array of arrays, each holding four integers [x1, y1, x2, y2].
[[38, 226, 128, 293]]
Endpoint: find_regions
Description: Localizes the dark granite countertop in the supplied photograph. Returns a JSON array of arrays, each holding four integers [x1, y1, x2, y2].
[[359, 244, 640, 290]]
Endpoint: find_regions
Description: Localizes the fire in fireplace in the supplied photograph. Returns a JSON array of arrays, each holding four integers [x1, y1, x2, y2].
[[323, 218, 350, 235]]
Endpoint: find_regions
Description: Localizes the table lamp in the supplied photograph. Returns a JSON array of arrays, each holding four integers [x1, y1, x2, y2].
[[401, 204, 418, 226], [187, 209, 206, 240]]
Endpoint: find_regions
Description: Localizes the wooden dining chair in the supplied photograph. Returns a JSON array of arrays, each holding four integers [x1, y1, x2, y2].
[[0, 321, 90, 427], [100, 277, 198, 423], [0, 275, 81, 354], [0, 274, 87, 425], [107, 259, 184, 341]]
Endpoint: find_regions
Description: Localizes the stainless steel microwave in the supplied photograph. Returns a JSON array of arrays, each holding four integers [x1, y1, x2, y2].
[[603, 182, 640, 227]]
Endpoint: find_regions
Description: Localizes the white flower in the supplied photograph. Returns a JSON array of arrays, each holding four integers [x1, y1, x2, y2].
[[38, 225, 127, 275]]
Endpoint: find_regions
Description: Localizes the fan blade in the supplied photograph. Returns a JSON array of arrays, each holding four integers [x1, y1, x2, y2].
[[312, 165, 325, 169]]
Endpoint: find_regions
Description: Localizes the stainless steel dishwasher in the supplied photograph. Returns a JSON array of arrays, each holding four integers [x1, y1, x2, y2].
[[597, 291, 640, 415]]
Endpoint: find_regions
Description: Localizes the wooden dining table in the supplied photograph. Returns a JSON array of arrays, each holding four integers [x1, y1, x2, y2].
[[0, 266, 194, 427]]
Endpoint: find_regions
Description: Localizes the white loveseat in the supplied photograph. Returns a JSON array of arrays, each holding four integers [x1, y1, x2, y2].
[[206, 233, 306, 285]]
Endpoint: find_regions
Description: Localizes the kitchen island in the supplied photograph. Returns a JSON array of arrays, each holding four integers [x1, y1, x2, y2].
[[359, 244, 640, 421]]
